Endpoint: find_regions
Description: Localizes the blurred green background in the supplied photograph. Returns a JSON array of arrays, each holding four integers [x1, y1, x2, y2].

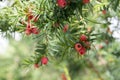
[[0, 35, 120, 80]]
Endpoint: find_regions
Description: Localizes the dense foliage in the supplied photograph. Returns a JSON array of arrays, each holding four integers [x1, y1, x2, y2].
[[0, 0, 120, 80]]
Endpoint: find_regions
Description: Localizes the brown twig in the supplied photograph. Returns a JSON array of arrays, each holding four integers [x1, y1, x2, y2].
[[86, 58, 104, 80]]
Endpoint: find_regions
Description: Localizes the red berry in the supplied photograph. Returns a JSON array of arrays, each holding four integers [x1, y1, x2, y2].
[[26, 8, 34, 20], [34, 63, 39, 68], [57, 0, 67, 8], [75, 43, 82, 52], [83, 0, 90, 4], [28, 14, 34, 20], [80, 34, 87, 41], [79, 47, 86, 55], [25, 28, 32, 35], [31, 27, 39, 34], [63, 24, 69, 32], [102, 10, 106, 15], [41, 57, 48, 65]]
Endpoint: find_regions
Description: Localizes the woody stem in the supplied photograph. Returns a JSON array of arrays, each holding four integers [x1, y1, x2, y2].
[[86, 58, 104, 80]]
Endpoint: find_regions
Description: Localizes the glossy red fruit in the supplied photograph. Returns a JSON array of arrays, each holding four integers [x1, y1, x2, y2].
[[79, 47, 86, 55], [102, 10, 106, 15], [34, 63, 39, 68], [63, 24, 69, 32], [57, 0, 67, 8], [83, 0, 90, 4], [80, 34, 87, 41], [41, 57, 48, 65], [31, 27, 39, 34], [75, 43, 82, 52], [25, 28, 32, 35]]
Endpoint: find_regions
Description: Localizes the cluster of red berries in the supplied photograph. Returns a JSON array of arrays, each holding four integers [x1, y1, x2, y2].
[[34, 56, 48, 68], [20, 8, 40, 35], [75, 34, 91, 55], [57, 0, 90, 8]]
